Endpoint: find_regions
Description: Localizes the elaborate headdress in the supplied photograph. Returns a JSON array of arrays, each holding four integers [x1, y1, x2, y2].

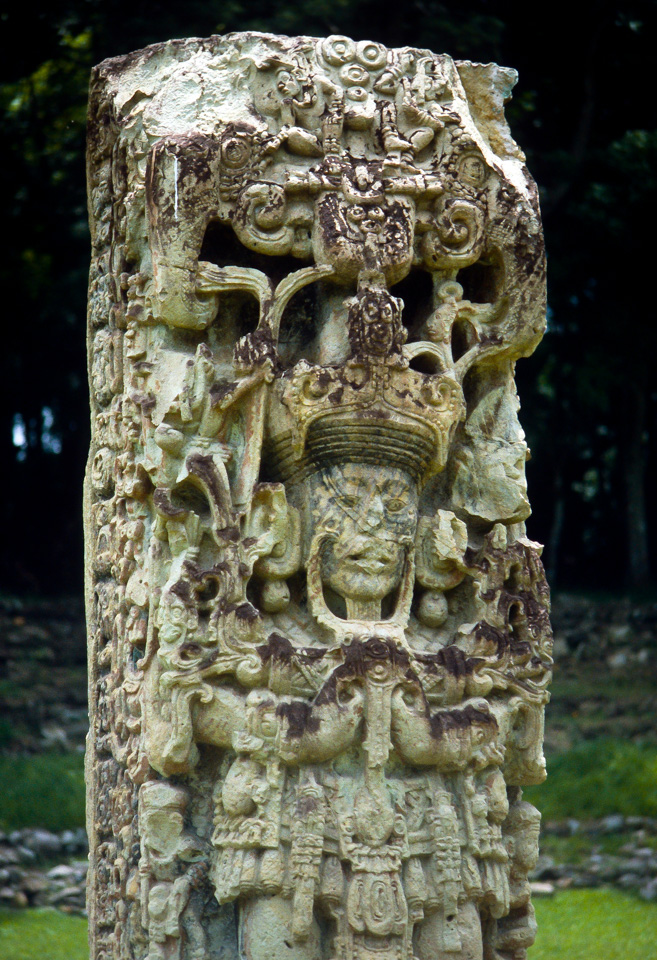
[[266, 277, 465, 485]]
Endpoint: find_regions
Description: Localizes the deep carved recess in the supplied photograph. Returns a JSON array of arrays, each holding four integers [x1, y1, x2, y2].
[[85, 32, 550, 960]]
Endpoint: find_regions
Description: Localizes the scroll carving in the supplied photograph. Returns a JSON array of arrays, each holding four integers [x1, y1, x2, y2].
[[85, 32, 549, 960]]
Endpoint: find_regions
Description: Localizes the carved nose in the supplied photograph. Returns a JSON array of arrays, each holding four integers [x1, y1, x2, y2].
[[363, 495, 384, 529]]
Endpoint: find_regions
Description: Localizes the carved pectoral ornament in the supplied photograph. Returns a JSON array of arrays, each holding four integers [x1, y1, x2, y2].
[[85, 32, 549, 960]]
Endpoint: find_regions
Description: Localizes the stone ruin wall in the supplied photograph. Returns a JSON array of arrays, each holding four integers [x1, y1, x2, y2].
[[84, 32, 551, 960]]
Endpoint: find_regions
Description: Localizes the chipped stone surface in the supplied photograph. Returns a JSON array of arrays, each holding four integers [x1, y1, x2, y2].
[[85, 32, 550, 960]]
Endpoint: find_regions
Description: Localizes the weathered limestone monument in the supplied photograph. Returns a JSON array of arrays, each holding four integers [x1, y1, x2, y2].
[[85, 32, 551, 960]]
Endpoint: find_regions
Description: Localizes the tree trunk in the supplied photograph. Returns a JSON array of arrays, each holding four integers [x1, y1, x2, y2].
[[546, 467, 564, 587], [625, 382, 650, 589]]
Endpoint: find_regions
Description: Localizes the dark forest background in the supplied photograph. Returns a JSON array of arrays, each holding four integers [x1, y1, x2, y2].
[[1, 0, 655, 596]]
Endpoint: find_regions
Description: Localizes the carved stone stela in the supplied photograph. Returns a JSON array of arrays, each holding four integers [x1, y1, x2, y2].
[[85, 32, 550, 960]]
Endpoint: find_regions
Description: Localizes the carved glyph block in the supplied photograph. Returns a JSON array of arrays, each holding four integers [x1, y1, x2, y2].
[[85, 32, 550, 960]]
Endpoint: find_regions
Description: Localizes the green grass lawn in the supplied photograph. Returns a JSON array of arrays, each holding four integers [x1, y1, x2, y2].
[[0, 751, 85, 832], [531, 889, 657, 959], [2, 891, 656, 960], [0, 908, 88, 960]]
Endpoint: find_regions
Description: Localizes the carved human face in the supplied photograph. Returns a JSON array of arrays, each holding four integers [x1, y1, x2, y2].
[[348, 289, 404, 359], [454, 437, 530, 524], [512, 812, 541, 870], [313, 463, 418, 603], [143, 808, 184, 858], [157, 590, 196, 649], [361, 292, 396, 354], [460, 154, 486, 186], [276, 68, 301, 97]]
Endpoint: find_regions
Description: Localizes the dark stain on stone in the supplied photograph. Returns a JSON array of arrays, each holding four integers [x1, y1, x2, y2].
[[179, 641, 203, 658], [185, 453, 226, 514], [169, 579, 192, 602], [429, 702, 497, 740], [235, 602, 260, 623], [416, 644, 479, 678], [233, 327, 278, 370], [210, 379, 240, 404], [315, 637, 411, 706], [296, 794, 322, 817], [216, 525, 241, 542], [258, 632, 326, 665], [184, 560, 230, 583], [277, 700, 320, 738], [153, 487, 187, 519]]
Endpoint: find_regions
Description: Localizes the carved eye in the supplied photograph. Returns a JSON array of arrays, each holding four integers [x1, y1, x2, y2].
[[222, 136, 250, 169], [341, 63, 369, 86], [180, 643, 202, 661], [356, 41, 387, 70], [362, 210, 384, 234], [259, 715, 278, 738], [386, 498, 405, 513], [347, 205, 365, 222], [346, 86, 368, 103], [421, 379, 459, 410], [321, 35, 356, 65]]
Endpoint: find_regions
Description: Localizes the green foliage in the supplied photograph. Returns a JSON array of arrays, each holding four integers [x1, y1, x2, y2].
[[0, 752, 85, 832], [0, 717, 19, 749], [0, 908, 88, 960], [525, 738, 657, 820], [532, 889, 657, 959]]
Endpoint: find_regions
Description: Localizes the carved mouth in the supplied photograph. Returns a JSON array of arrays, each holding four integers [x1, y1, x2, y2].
[[347, 546, 396, 575], [353, 559, 388, 574]]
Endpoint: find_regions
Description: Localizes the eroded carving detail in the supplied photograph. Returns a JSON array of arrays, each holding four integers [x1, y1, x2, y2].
[[86, 32, 549, 960]]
